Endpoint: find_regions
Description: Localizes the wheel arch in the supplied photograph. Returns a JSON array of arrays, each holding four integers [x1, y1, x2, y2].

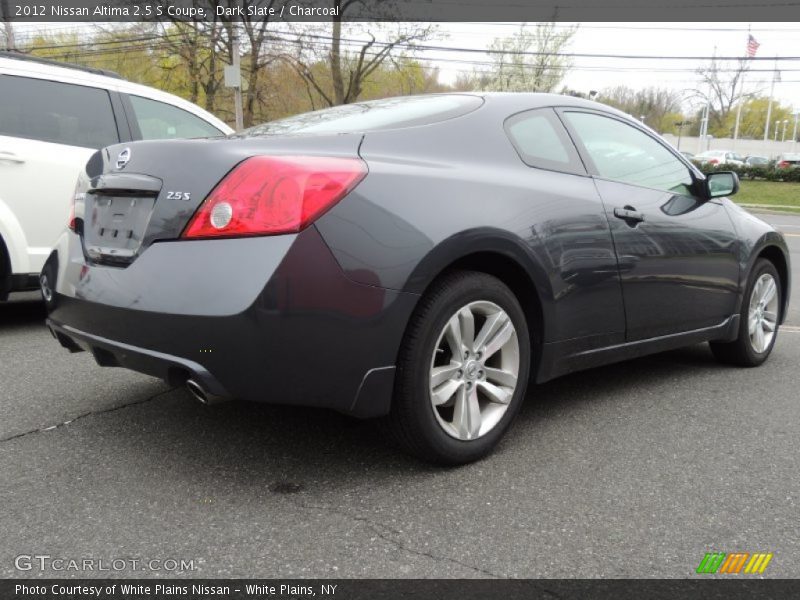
[[0, 232, 10, 299], [438, 252, 545, 348], [756, 244, 791, 324], [402, 231, 553, 374]]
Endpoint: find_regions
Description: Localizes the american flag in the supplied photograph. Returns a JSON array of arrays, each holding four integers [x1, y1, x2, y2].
[[747, 34, 760, 58]]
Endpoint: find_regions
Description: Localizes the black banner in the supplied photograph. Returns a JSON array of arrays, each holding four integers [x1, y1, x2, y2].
[[3, 579, 800, 600], [1, 0, 800, 22]]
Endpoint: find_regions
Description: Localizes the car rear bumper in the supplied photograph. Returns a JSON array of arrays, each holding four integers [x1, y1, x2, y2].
[[45, 226, 419, 417], [47, 319, 232, 399]]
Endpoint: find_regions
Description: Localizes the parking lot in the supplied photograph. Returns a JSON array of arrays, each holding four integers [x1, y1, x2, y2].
[[1, 212, 798, 579]]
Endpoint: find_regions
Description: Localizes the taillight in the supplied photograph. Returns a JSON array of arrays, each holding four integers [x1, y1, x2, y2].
[[708, 159, 719, 165], [68, 197, 76, 232], [778, 161, 790, 168], [182, 156, 367, 239], [69, 176, 87, 232]]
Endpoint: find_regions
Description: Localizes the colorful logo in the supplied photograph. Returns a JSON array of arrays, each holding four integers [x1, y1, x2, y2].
[[696, 552, 773, 574]]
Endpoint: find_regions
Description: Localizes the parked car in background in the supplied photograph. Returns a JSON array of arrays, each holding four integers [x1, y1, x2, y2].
[[0, 51, 233, 301], [745, 155, 770, 167], [776, 153, 800, 169], [44, 93, 791, 464], [694, 150, 745, 166]]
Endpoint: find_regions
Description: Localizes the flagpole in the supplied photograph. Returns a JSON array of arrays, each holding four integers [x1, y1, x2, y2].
[[732, 28, 753, 150]]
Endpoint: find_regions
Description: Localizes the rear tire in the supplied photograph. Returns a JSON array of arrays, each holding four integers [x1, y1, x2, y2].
[[385, 271, 531, 465], [710, 259, 781, 367]]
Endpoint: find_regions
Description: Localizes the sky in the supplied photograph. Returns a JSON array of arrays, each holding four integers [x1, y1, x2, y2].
[[9, 21, 800, 111], [437, 22, 800, 110]]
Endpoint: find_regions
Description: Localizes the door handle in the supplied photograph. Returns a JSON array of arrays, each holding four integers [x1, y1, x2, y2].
[[0, 151, 25, 164], [613, 206, 645, 224]]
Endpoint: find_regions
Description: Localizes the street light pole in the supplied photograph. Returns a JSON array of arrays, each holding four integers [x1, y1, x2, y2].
[[764, 58, 778, 141]]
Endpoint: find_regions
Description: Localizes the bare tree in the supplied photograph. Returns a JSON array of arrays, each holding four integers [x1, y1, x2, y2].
[[221, 2, 280, 126], [691, 57, 757, 136], [600, 85, 683, 129], [1, 0, 17, 50], [155, 1, 230, 113], [286, 0, 435, 106]]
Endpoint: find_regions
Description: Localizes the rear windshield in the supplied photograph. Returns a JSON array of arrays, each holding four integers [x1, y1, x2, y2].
[[246, 94, 483, 136]]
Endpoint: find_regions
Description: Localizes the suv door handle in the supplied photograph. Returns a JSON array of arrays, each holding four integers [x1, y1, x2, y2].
[[613, 206, 645, 224], [0, 151, 25, 164]]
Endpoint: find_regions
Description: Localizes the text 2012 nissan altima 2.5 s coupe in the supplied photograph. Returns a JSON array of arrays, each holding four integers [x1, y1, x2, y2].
[[43, 93, 791, 465]]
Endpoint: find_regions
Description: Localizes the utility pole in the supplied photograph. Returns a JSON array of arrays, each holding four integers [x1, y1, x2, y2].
[[232, 32, 243, 131]]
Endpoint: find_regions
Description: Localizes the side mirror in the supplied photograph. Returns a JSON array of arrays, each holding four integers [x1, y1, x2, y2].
[[705, 171, 739, 199]]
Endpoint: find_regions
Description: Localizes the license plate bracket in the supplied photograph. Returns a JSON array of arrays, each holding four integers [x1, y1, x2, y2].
[[83, 195, 156, 263]]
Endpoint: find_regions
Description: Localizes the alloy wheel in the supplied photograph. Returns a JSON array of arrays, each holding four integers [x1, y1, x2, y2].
[[429, 301, 520, 440], [748, 273, 779, 353]]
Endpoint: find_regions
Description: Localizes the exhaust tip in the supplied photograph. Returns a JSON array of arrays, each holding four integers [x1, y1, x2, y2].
[[186, 379, 229, 405], [186, 379, 208, 403]]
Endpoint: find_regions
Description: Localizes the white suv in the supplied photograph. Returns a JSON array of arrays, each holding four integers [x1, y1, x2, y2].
[[0, 51, 233, 300]]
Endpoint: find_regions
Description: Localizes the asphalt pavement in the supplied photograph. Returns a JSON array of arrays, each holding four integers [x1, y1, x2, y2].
[[1, 213, 798, 579]]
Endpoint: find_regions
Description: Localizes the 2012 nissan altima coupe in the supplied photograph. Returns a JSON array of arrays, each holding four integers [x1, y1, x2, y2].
[[44, 93, 791, 465]]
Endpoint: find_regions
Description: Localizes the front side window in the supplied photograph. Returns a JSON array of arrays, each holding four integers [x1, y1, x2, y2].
[[129, 95, 224, 140], [504, 108, 584, 175], [0, 75, 119, 149], [563, 111, 693, 195]]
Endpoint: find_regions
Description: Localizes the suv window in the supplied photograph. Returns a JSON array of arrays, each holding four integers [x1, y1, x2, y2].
[[504, 108, 585, 175], [0, 75, 119, 149], [128, 95, 224, 140], [563, 111, 693, 195]]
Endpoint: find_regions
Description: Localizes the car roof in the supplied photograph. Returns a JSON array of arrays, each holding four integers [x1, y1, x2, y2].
[[0, 53, 233, 134]]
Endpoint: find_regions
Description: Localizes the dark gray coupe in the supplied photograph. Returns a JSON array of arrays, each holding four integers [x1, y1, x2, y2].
[[44, 93, 791, 464]]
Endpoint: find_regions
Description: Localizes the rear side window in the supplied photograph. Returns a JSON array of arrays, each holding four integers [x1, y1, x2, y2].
[[246, 94, 484, 136], [0, 75, 119, 149], [128, 95, 224, 140], [504, 108, 585, 175]]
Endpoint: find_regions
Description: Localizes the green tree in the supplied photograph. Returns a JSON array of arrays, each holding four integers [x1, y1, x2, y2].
[[724, 96, 792, 139], [483, 23, 577, 93]]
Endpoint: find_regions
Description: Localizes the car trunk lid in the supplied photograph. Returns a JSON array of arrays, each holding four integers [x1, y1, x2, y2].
[[82, 133, 364, 265]]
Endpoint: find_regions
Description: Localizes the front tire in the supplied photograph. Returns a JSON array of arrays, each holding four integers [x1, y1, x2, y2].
[[386, 271, 531, 465], [710, 258, 781, 367]]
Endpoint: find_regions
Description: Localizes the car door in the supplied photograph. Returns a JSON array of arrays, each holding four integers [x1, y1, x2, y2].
[[559, 109, 740, 341], [504, 108, 626, 346], [0, 74, 122, 276]]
